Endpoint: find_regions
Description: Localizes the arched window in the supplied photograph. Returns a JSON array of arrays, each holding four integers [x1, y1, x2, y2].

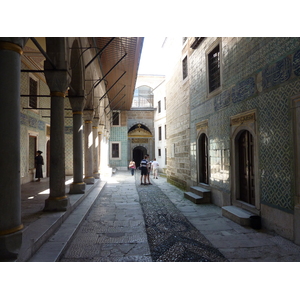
[[132, 85, 153, 108]]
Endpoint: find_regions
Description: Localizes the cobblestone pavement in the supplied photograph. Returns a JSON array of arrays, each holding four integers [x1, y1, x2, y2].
[[136, 178, 227, 261]]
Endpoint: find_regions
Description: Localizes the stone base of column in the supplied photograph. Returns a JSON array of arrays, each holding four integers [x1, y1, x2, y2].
[[43, 196, 70, 212], [84, 176, 95, 185], [69, 182, 86, 194], [93, 172, 100, 179], [0, 230, 22, 262]]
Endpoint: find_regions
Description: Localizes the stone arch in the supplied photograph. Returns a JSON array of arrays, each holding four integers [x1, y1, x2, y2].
[[128, 123, 152, 136], [230, 111, 259, 213], [69, 39, 84, 97], [132, 146, 148, 167]]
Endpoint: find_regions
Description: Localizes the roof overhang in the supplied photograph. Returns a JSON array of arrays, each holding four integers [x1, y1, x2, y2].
[[93, 37, 144, 111]]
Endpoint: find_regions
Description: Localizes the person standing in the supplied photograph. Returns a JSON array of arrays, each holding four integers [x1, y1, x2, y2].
[[146, 154, 152, 185], [140, 155, 148, 185], [129, 160, 136, 176], [35, 150, 44, 182], [151, 158, 159, 179]]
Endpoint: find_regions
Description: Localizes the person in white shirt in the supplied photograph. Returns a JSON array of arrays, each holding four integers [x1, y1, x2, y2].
[[151, 158, 159, 179]]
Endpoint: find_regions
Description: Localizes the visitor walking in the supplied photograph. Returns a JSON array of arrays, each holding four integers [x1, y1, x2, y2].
[[151, 158, 159, 179], [129, 160, 136, 176]]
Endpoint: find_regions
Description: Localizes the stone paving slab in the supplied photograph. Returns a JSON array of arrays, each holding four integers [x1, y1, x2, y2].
[[60, 173, 151, 262]]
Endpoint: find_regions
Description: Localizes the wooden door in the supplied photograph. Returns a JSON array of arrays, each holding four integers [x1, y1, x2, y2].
[[238, 130, 255, 205], [199, 133, 209, 184]]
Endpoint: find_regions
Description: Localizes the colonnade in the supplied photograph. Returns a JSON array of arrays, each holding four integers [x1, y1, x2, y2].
[[0, 37, 104, 261]]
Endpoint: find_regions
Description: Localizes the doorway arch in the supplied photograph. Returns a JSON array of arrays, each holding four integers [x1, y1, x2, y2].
[[198, 133, 209, 184], [133, 146, 147, 168]]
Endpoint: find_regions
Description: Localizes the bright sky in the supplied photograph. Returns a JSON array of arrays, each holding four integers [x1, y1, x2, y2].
[[138, 37, 166, 75]]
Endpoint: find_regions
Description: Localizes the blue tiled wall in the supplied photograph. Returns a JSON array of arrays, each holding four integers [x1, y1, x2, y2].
[[190, 37, 300, 212], [109, 126, 128, 168]]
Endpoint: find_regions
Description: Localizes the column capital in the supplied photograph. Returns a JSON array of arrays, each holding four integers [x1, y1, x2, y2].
[[0, 38, 28, 54], [83, 109, 94, 121], [92, 117, 99, 128], [69, 95, 85, 112]]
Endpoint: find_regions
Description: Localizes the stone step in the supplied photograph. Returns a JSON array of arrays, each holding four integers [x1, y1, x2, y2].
[[222, 206, 253, 226], [190, 186, 211, 202], [184, 191, 209, 204]]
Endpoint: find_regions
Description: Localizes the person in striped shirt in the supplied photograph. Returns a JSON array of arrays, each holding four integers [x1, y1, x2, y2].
[[140, 155, 148, 185]]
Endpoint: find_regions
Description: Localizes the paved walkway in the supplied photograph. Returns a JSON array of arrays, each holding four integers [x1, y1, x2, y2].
[[19, 170, 300, 262]]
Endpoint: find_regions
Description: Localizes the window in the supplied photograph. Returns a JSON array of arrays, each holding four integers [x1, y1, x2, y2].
[[182, 56, 188, 80], [158, 148, 161, 157], [158, 126, 162, 141], [158, 100, 161, 113], [111, 142, 120, 159], [165, 148, 167, 165], [164, 97, 166, 110], [165, 125, 167, 139], [208, 45, 221, 93], [29, 76, 38, 109], [112, 111, 120, 126]]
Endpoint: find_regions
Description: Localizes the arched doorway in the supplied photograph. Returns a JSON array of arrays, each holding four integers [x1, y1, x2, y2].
[[236, 130, 255, 205], [198, 133, 209, 184], [133, 146, 147, 168]]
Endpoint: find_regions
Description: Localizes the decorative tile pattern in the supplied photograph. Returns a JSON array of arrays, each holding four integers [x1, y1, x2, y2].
[[189, 38, 300, 213]]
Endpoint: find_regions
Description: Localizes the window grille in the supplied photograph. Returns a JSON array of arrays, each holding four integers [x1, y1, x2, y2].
[[111, 143, 120, 158], [29, 77, 38, 109], [208, 45, 220, 92]]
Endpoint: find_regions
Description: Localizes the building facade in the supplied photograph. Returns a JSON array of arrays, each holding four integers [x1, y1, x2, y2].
[[164, 37, 300, 243]]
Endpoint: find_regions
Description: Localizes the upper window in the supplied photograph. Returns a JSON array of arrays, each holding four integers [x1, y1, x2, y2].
[[158, 100, 161, 113], [182, 56, 188, 80], [158, 126, 162, 141], [29, 76, 38, 109], [208, 45, 221, 93], [112, 111, 120, 126]]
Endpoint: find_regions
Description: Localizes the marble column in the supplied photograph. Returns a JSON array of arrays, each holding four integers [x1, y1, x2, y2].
[[43, 38, 70, 211], [69, 96, 86, 194], [0, 37, 28, 261], [93, 118, 100, 179], [84, 110, 95, 184]]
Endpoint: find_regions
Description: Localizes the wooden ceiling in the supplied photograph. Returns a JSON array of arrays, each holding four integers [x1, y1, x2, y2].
[[22, 37, 144, 111], [94, 37, 144, 111]]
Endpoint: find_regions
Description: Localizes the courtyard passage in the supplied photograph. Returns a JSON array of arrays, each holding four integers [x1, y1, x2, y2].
[[58, 171, 300, 262]]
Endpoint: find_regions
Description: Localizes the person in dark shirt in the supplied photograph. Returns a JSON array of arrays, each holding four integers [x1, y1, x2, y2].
[[35, 150, 44, 182], [140, 155, 148, 185]]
